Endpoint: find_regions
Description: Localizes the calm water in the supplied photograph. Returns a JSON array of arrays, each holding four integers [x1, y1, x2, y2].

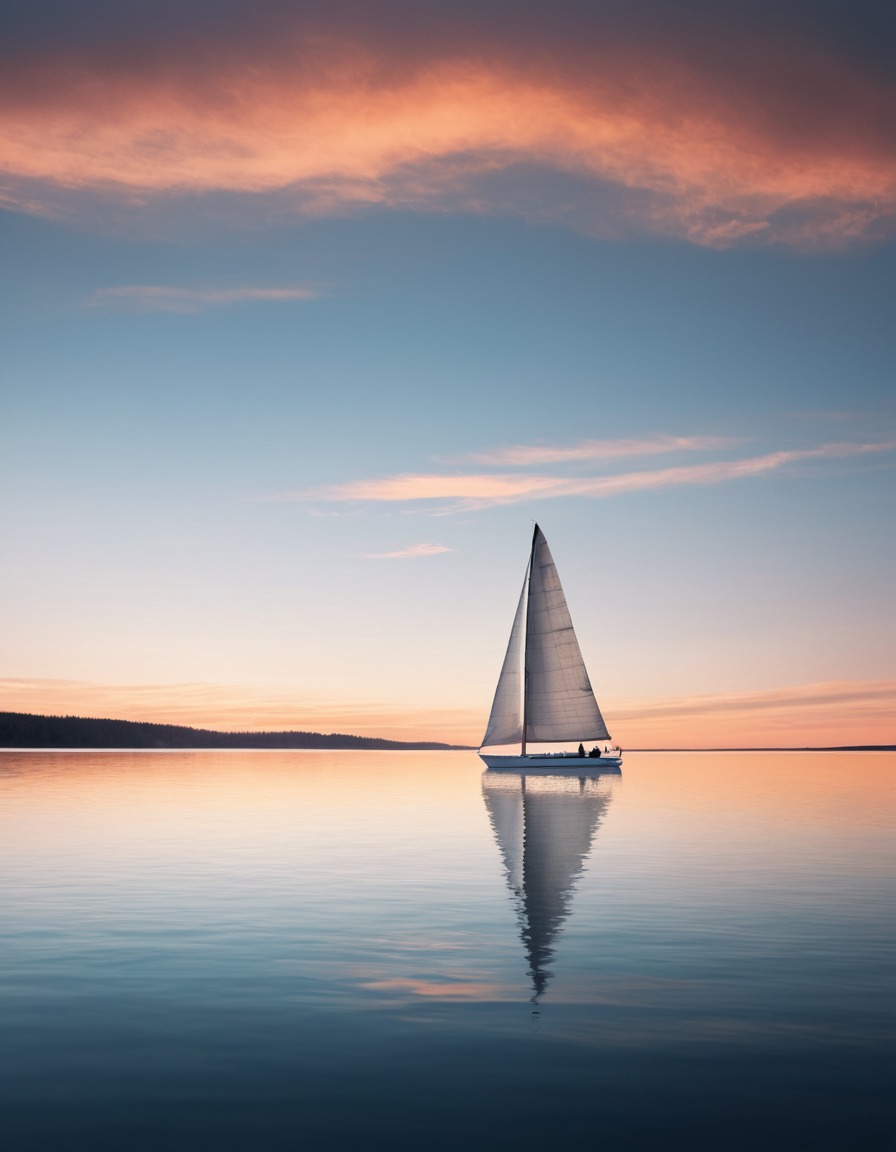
[[1, 750, 893, 1151]]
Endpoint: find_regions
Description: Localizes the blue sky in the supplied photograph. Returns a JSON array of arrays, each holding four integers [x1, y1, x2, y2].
[[1, 1, 894, 744]]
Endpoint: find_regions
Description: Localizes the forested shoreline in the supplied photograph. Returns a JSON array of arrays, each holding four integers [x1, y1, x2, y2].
[[0, 712, 466, 750]]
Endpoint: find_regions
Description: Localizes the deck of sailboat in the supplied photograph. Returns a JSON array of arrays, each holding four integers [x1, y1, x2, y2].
[[481, 753, 622, 773]]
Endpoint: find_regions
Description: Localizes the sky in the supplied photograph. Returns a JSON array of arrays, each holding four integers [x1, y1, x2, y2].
[[1, 0, 894, 747]]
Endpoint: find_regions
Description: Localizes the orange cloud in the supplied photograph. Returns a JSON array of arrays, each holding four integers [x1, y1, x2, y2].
[[310, 473, 566, 505], [0, 678, 477, 744], [615, 680, 896, 723], [1, 18, 893, 247], [288, 441, 895, 510]]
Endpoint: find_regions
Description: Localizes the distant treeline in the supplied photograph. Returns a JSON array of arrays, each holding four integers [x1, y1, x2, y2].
[[0, 712, 466, 751]]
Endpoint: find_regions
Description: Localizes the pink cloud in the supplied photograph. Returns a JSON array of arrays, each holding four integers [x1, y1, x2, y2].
[[309, 473, 566, 505], [1, 17, 893, 247], [290, 441, 895, 510]]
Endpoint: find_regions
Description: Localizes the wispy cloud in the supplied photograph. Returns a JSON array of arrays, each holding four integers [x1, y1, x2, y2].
[[453, 434, 738, 466], [608, 679, 896, 748], [612, 680, 896, 723], [89, 285, 319, 313], [285, 442, 894, 511], [0, 677, 476, 743], [360, 543, 453, 559]]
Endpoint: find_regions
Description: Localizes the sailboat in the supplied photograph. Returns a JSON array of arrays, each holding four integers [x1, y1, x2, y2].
[[479, 525, 622, 770]]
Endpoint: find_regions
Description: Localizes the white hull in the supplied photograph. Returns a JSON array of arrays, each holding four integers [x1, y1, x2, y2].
[[480, 753, 622, 772]]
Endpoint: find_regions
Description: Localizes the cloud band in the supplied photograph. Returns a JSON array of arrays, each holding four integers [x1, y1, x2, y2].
[[283, 441, 895, 511], [2, 9, 894, 247]]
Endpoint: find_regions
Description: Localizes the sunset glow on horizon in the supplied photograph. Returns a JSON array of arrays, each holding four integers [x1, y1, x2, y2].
[[1, 0, 893, 750], [3, 675, 894, 750]]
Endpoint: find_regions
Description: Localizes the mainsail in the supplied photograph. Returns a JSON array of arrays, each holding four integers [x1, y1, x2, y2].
[[481, 526, 610, 750]]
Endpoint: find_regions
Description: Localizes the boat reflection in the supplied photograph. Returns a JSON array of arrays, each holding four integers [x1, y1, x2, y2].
[[481, 768, 617, 1000]]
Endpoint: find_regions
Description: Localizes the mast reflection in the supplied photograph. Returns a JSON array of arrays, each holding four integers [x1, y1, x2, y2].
[[482, 769, 616, 1000]]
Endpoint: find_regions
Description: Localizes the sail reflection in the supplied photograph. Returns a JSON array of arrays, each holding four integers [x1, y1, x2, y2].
[[482, 769, 616, 999]]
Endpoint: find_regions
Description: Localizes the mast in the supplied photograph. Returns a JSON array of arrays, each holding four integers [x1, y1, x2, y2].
[[520, 522, 539, 757]]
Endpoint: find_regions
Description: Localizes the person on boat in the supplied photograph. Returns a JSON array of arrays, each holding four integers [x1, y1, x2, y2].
[[577, 743, 585, 757], [589, 746, 601, 758]]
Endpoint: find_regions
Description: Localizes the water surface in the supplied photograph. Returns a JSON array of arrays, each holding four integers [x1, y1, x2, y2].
[[1, 750, 893, 1150]]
